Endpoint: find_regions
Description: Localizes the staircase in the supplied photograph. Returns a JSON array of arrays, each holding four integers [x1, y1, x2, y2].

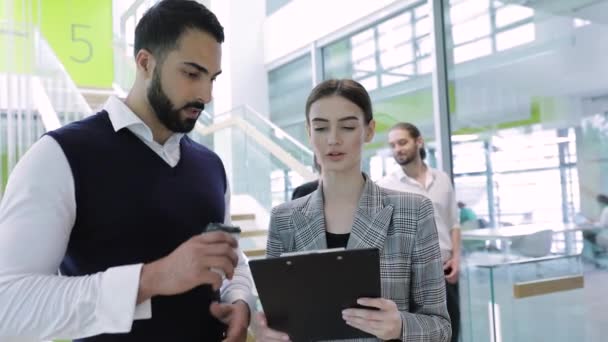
[[1, 23, 315, 260], [232, 212, 268, 258], [79, 87, 117, 112], [230, 194, 271, 257]]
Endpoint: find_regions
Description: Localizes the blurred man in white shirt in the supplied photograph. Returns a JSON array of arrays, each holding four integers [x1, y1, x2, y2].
[[378, 122, 461, 342]]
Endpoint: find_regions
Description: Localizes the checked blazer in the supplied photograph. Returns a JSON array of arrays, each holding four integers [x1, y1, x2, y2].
[[266, 175, 451, 342]]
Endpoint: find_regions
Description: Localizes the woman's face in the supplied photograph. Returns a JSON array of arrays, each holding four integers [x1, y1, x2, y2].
[[307, 95, 375, 174]]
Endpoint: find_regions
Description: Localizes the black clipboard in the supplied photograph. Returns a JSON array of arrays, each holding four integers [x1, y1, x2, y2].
[[249, 248, 381, 342]]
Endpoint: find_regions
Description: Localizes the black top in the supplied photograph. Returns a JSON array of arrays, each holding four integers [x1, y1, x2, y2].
[[47, 111, 228, 342], [291, 180, 319, 199], [326, 232, 350, 249]]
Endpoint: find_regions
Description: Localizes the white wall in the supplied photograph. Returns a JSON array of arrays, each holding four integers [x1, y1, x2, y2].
[[210, 0, 273, 207], [264, 0, 405, 64], [211, 0, 269, 115]]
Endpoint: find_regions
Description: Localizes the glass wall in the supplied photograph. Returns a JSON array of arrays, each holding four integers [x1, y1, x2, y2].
[[268, 54, 313, 199], [268, 54, 312, 144], [266, 0, 292, 16], [322, 0, 433, 90], [444, 0, 608, 229], [266, 0, 608, 229], [321, 0, 437, 179], [265, 1, 608, 340]]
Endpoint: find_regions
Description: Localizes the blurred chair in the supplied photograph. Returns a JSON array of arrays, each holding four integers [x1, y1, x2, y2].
[[597, 230, 608, 250], [510, 229, 553, 258]]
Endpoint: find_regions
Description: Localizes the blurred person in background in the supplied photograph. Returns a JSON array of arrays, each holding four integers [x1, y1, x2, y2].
[[378, 122, 461, 342]]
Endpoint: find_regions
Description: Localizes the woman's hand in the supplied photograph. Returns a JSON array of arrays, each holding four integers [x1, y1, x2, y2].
[[253, 311, 291, 342], [342, 297, 402, 340]]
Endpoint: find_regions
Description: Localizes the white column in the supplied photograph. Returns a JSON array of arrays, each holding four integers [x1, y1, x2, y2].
[[210, 0, 272, 208]]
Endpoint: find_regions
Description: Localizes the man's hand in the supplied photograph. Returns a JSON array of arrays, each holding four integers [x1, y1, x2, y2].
[[342, 298, 402, 340], [253, 311, 291, 342], [210, 300, 250, 342], [444, 257, 460, 284], [137, 231, 238, 303]]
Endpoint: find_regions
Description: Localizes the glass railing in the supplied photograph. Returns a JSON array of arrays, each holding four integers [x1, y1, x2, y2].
[[0, 22, 91, 193], [188, 110, 215, 150], [232, 105, 314, 169], [460, 245, 586, 341], [192, 106, 315, 212]]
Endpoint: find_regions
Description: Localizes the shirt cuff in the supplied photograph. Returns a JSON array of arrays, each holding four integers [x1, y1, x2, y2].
[[222, 289, 257, 317], [97, 264, 150, 333], [134, 299, 152, 320]]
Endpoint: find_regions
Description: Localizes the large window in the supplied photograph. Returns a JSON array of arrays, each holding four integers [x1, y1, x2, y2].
[[322, 1, 432, 92], [448, 0, 535, 63], [268, 54, 312, 129], [266, 0, 292, 16], [264, 0, 608, 228], [267, 55, 313, 202], [320, 2, 438, 181], [445, 0, 608, 229]]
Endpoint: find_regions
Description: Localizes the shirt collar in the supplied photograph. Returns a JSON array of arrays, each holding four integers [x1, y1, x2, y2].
[[102, 95, 185, 144], [396, 164, 436, 190]]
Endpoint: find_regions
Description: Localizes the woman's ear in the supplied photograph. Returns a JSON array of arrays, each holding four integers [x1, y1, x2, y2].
[[365, 120, 376, 143], [305, 122, 312, 139]]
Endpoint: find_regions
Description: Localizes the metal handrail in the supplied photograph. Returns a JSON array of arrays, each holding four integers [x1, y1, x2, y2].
[[213, 105, 313, 157], [243, 104, 313, 156], [194, 117, 316, 182]]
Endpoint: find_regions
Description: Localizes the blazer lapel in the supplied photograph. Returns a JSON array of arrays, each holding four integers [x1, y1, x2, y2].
[[292, 186, 328, 251], [347, 177, 393, 250], [291, 176, 393, 252]]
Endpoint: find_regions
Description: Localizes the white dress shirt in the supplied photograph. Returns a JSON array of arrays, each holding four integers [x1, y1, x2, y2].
[[600, 207, 608, 227], [0, 96, 254, 341], [377, 166, 460, 262]]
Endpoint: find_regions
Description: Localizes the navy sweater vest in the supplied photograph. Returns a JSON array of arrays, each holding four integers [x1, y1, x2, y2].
[[47, 111, 228, 341]]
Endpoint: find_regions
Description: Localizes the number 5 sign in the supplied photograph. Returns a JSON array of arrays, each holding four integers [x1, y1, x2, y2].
[[70, 24, 93, 64], [40, 0, 113, 88]]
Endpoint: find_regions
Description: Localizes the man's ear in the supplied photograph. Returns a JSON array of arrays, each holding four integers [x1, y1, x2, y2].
[[134, 49, 156, 79], [416, 136, 424, 149], [365, 120, 376, 143]]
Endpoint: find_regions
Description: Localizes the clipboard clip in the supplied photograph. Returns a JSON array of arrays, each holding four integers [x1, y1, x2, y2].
[[280, 247, 346, 257]]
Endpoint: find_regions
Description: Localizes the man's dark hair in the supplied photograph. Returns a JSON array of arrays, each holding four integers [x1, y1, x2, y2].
[[598, 194, 608, 206], [390, 122, 427, 160], [134, 0, 224, 61]]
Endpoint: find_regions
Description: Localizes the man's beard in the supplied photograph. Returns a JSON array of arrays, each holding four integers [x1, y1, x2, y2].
[[394, 153, 414, 166], [147, 69, 205, 133]]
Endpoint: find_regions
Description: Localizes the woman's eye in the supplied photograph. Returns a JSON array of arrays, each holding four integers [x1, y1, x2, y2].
[[342, 127, 356, 130], [184, 71, 199, 79], [313, 127, 327, 132]]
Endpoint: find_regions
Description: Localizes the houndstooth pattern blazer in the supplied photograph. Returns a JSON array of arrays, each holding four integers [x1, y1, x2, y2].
[[266, 176, 451, 342]]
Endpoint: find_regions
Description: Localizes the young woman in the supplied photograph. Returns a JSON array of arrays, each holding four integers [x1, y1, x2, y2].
[[255, 79, 451, 341]]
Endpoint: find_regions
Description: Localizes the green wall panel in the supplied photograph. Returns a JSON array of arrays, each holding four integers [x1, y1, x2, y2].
[[1, 0, 113, 87], [39, 0, 114, 88]]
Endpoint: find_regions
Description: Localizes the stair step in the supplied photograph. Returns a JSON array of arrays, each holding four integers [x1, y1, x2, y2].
[[234, 219, 259, 231], [240, 234, 267, 258], [232, 213, 256, 221], [241, 229, 267, 238], [244, 249, 266, 257], [79, 87, 115, 111]]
